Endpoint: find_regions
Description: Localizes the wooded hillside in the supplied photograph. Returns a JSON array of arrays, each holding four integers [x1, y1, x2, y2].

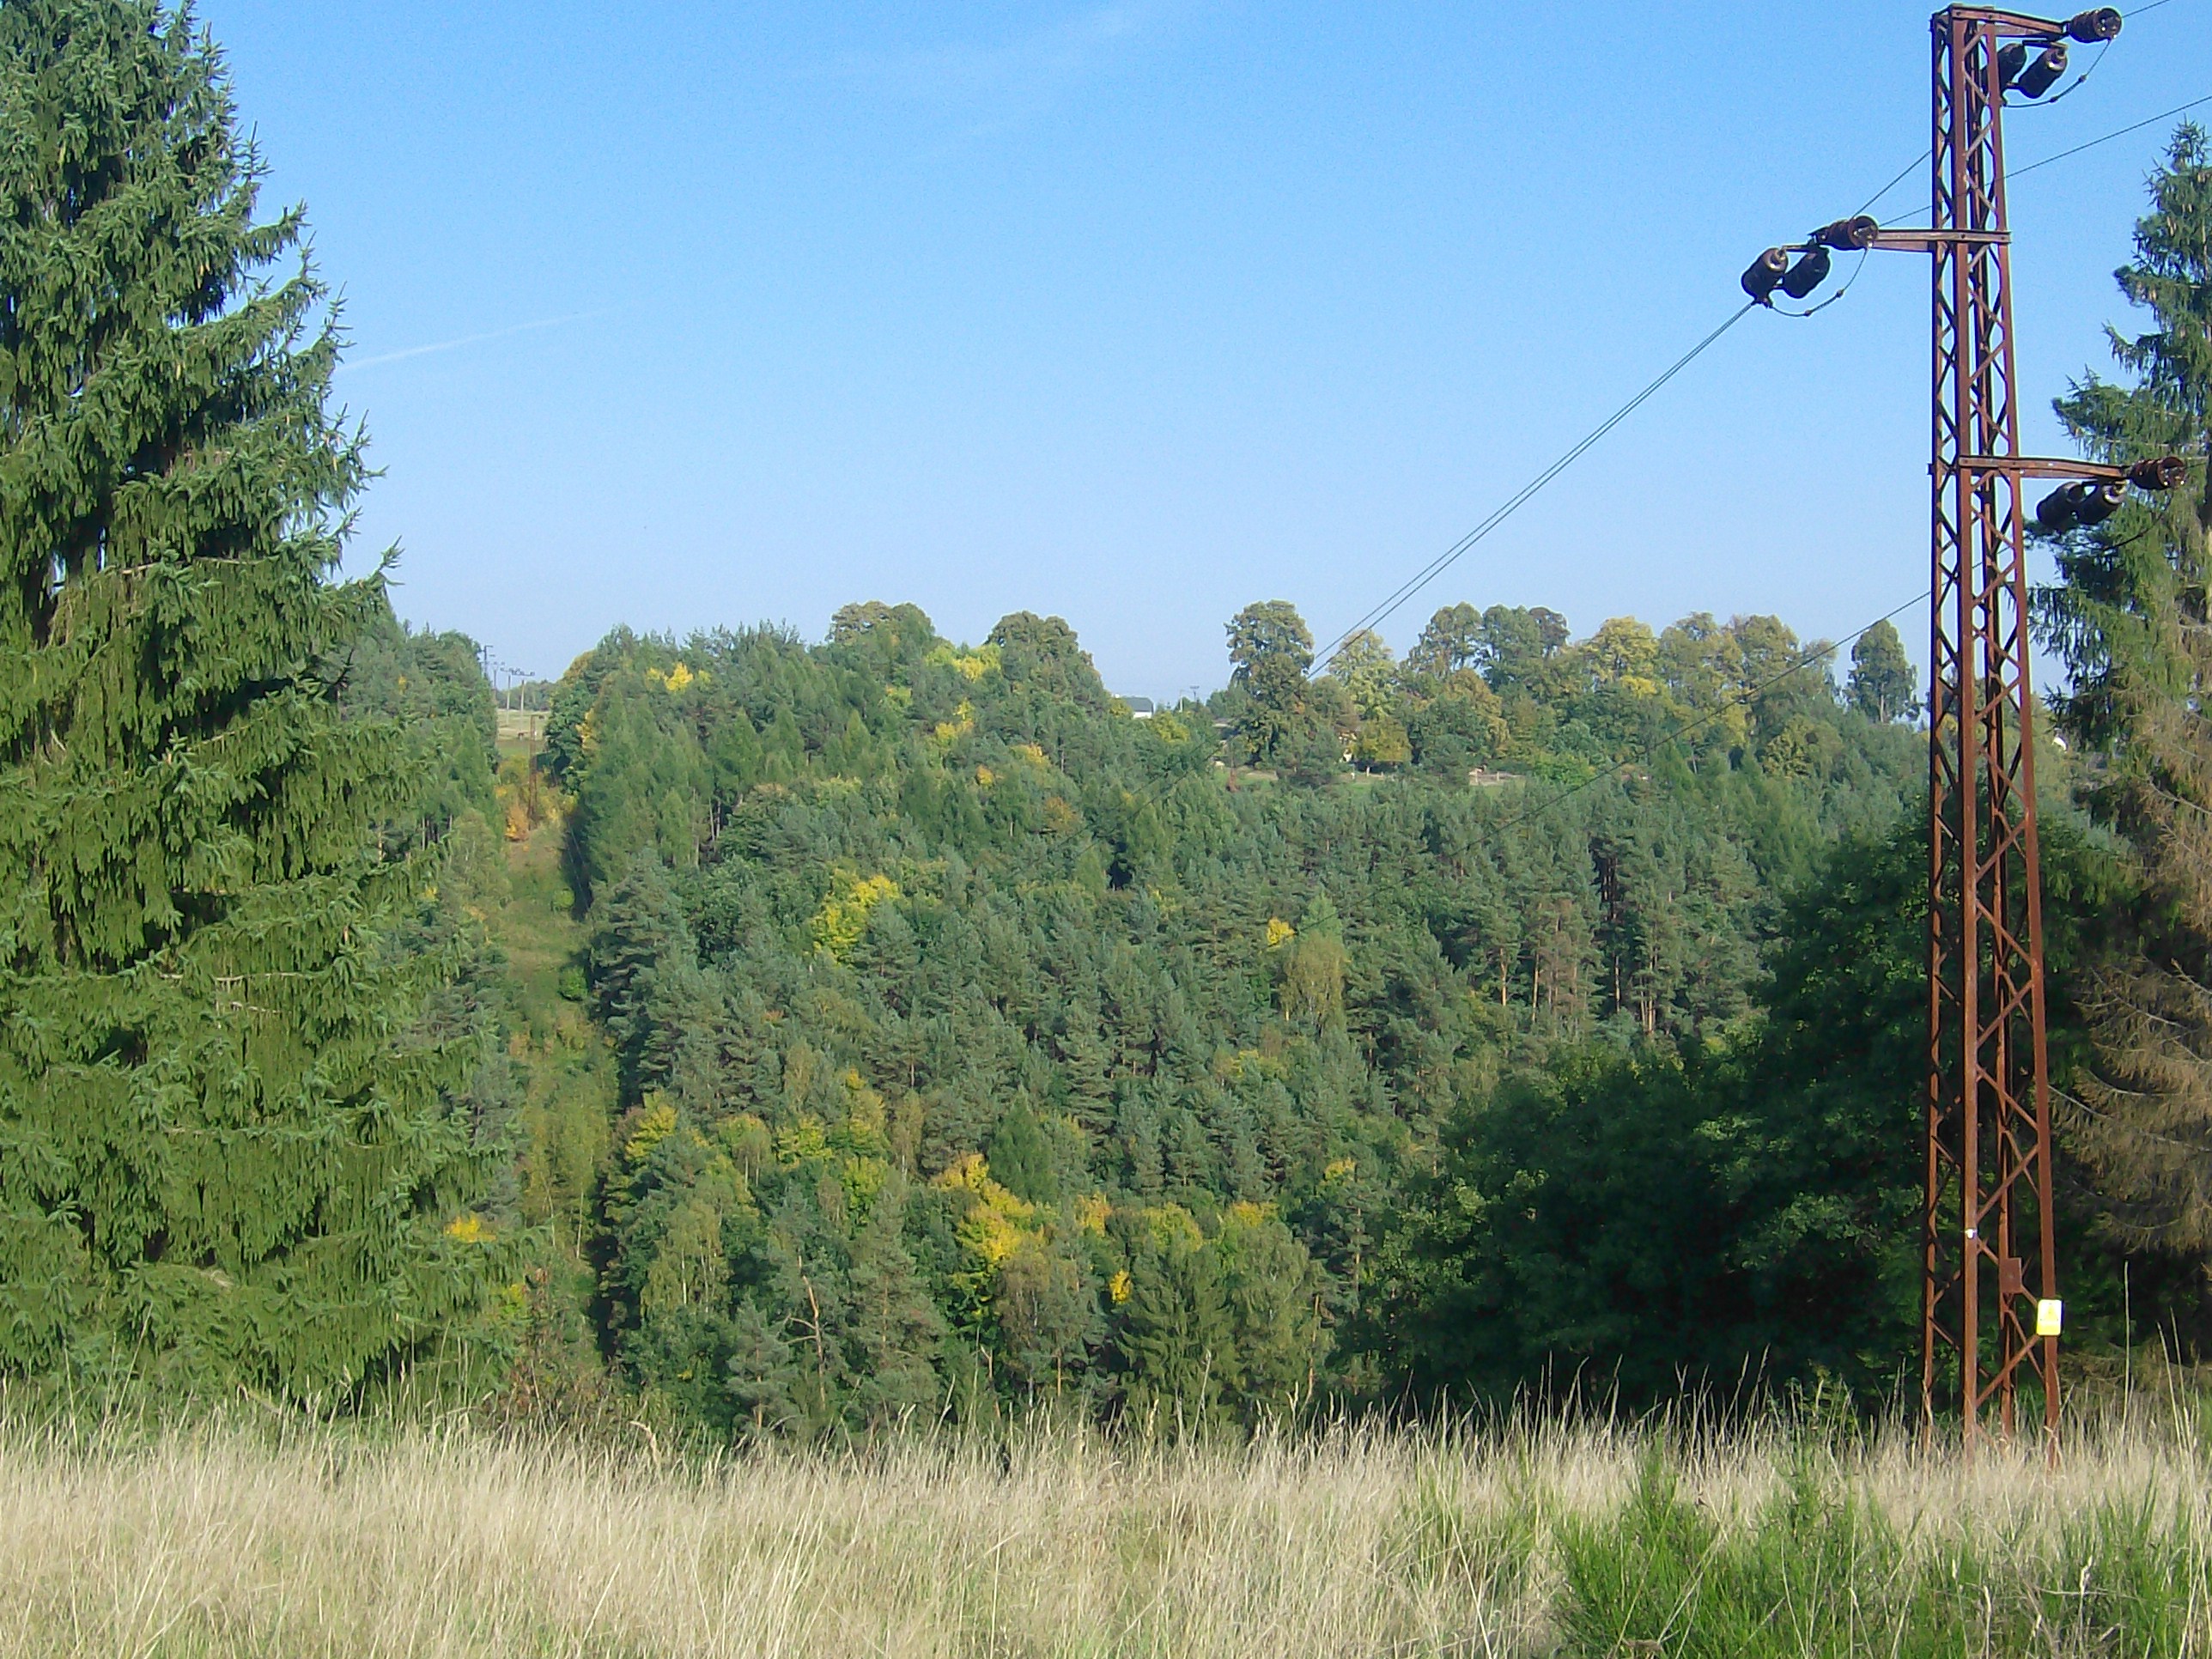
[[529, 597, 1937, 1432], [7, 0, 2211, 1441]]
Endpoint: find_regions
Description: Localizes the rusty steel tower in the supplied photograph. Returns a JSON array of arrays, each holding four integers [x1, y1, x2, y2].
[[1744, 5, 2185, 1449], [1917, 4, 2077, 1451]]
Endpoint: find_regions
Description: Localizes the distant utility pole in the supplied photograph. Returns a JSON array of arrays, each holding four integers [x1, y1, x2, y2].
[[1742, 5, 2187, 1452]]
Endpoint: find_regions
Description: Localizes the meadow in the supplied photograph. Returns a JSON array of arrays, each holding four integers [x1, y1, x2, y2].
[[8, 1394, 2212, 1658]]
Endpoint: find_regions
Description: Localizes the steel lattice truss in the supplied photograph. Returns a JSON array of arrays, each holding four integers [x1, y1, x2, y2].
[[1922, 5, 2064, 1450], [1736, 2, 2176, 1452]]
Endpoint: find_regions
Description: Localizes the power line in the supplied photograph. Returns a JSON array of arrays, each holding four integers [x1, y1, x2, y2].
[[1313, 303, 1758, 670], [1852, 32, 2193, 221], [1856, 149, 1931, 218], [1891, 90, 2212, 222], [1483, 590, 1929, 836], [2014, 89, 2211, 178], [1316, 82, 2209, 672]]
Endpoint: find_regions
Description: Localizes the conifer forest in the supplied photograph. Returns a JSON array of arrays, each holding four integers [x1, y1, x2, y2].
[[12, 2, 2212, 1652]]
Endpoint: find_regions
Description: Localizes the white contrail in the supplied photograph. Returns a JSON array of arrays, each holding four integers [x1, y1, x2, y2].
[[337, 308, 605, 374]]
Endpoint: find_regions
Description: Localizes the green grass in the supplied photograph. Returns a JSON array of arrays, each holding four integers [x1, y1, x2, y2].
[[1553, 1447, 2204, 1656]]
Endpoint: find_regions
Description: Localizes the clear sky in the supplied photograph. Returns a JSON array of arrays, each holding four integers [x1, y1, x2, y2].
[[198, 0, 2208, 699]]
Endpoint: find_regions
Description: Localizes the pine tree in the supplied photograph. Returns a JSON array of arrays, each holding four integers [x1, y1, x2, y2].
[[1120, 1224, 1236, 1430], [724, 1303, 804, 1438], [0, 1, 498, 1399], [2070, 611, 2212, 1257], [2039, 127, 2212, 1261], [841, 1179, 944, 1429], [586, 854, 699, 1101], [1214, 1206, 1323, 1420], [986, 1097, 1054, 1203]]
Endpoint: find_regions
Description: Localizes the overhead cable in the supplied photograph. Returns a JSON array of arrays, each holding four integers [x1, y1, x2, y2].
[[1890, 89, 2212, 222], [1858, 47, 2201, 219], [1311, 303, 1758, 670], [2014, 88, 2212, 177], [1315, 82, 2210, 673], [1856, 150, 1932, 218]]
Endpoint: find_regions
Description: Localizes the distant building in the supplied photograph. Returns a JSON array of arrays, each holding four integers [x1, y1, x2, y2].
[[1120, 696, 1156, 720]]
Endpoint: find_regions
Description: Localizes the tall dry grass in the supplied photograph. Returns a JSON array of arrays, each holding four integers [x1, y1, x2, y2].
[[4, 1400, 2212, 1656]]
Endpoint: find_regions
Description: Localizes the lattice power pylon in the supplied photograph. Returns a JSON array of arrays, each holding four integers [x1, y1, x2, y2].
[[1920, 4, 2068, 1451], [1742, 3, 2186, 1452], [1902, 5, 2176, 1449]]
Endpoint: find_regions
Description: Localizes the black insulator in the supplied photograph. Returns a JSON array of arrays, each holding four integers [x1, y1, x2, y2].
[[2072, 479, 2126, 527], [2035, 488, 2080, 534], [2130, 455, 2189, 490], [1741, 247, 1791, 302], [2013, 44, 2069, 100], [2066, 8, 2123, 43], [1815, 215, 1880, 252], [1998, 43, 2032, 88], [1778, 246, 1832, 301]]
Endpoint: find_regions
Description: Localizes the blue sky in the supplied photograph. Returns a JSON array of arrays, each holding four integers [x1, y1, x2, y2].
[[198, 0, 2208, 698]]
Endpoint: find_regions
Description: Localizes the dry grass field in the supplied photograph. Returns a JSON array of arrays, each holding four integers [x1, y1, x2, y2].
[[5, 1401, 2212, 1657]]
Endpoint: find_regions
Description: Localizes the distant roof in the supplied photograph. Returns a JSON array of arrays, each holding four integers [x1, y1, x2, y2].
[[1120, 696, 1156, 716]]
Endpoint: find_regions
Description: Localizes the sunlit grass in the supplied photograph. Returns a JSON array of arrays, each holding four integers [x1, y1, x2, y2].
[[6, 1396, 2212, 1656]]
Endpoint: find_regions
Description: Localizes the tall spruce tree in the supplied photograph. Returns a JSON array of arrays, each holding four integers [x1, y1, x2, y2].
[[2036, 127, 2212, 1267], [0, 0, 500, 1398], [2039, 125, 2212, 746]]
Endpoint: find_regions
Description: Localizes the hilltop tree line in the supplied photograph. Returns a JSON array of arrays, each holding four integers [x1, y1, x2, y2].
[[1216, 594, 1919, 786], [5, 1, 2212, 1431]]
